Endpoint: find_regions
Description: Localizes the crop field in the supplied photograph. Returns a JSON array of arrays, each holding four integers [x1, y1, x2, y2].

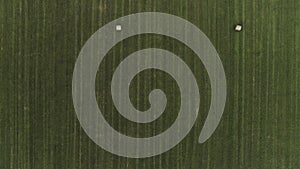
[[0, 0, 299, 169]]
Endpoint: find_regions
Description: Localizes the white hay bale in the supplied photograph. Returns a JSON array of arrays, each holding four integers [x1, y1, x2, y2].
[[116, 25, 122, 31], [235, 25, 242, 32]]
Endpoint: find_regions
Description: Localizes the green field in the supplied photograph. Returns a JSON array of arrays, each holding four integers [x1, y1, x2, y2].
[[0, 0, 299, 168]]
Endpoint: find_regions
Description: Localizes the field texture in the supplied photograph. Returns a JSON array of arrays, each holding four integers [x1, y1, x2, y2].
[[0, 0, 299, 168]]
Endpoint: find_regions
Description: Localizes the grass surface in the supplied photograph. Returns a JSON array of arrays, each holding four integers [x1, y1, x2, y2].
[[0, 0, 299, 168]]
